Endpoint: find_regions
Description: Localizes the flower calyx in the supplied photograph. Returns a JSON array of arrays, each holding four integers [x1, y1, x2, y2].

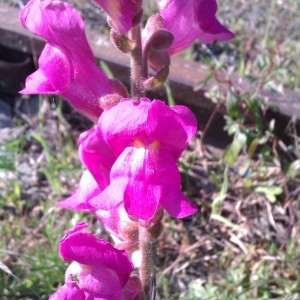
[[110, 29, 136, 53]]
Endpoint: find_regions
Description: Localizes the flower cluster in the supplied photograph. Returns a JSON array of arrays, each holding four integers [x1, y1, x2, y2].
[[20, 0, 234, 299], [49, 222, 141, 300]]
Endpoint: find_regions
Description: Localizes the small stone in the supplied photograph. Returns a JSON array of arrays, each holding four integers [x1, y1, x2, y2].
[[0, 99, 13, 128]]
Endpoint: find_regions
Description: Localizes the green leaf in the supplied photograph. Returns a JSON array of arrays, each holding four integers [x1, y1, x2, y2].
[[255, 186, 283, 203], [226, 90, 239, 118], [164, 83, 175, 106], [212, 166, 229, 213], [224, 132, 247, 165], [248, 138, 259, 158], [287, 159, 300, 180]]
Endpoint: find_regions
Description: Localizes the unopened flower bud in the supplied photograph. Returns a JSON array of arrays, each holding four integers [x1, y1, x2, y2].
[[147, 29, 174, 51], [110, 30, 135, 53], [143, 65, 169, 90], [148, 49, 170, 71], [144, 14, 164, 36]]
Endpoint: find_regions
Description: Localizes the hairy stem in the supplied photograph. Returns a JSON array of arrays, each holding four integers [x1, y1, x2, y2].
[[139, 224, 156, 300], [129, 26, 145, 99]]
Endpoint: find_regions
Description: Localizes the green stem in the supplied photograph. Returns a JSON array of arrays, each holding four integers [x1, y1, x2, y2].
[[129, 26, 145, 99]]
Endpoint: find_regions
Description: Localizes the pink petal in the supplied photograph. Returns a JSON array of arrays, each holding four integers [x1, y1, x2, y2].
[[49, 282, 85, 300], [20, 0, 94, 61], [58, 171, 100, 211], [98, 98, 197, 159], [147, 100, 197, 159], [60, 223, 134, 286], [94, 0, 142, 34], [194, 0, 235, 44], [94, 99, 198, 220], [65, 262, 122, 300], [89, 178, 127, 211], [161, 186, 198, 218], [21, 44, 70, 93], [158, 0, 234, 55], [78, 128, 115, 189], [170, 105, 198, 144], [91, 146, 160, 220], [93, 143, 197, 221], [98, 98, 150, 156], [122, 275, 142, 300]]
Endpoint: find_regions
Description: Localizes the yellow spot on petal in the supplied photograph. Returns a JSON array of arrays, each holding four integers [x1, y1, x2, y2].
[[150, 141, 160, 149], [134, 139, 144, 148]]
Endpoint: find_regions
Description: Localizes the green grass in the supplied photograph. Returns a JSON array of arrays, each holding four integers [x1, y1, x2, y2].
[[0, 98, 85, 299], [179, 238, 300, 300]]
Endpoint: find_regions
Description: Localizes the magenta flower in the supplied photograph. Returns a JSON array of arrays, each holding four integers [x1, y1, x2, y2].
[[89, 98, 198, 221], [158, 0, 235, 54], [50, 222, 138, 300], [57, 101, 198, 223], [94, 0, 142, 34], [20, 0, 127, 121]]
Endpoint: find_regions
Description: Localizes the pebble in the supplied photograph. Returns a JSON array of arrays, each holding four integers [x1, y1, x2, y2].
[[0, 99, 13, 128]]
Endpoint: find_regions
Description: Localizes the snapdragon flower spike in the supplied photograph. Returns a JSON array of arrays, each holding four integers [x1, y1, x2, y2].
[[94, 0, 142, 34], [56, 222, 136, 300], [90, 98, 198, 221], [158, 0, 235, 55], [20, 0, 127, 121]]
